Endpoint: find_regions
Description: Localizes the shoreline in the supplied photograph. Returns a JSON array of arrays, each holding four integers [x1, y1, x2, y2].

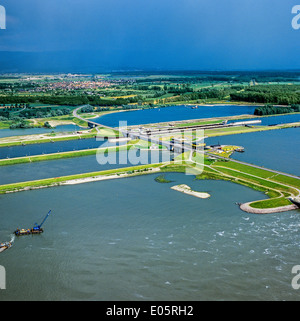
[[0, 106, 299, 147], [1, 117, 296, 148], [0, 143, 133, 166], [240, 202, 299, 214], [0, 163, 164, 194], [0, 161, 299, 215], [0, 129, 120, 148], [62, 167, 161, 185]]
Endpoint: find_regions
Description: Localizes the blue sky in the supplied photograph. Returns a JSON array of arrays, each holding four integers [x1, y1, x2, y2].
[[0, 0, 299, 72]]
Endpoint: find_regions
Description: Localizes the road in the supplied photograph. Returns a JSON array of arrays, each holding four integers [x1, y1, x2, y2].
[[73, 105, 300, 181], [205, 151, 300, 180], [72, 105, 113, 130], [130, 130, 300, 181]]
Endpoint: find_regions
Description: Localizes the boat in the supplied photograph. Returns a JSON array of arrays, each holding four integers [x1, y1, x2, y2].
[[14, 228, 44, 236], [0, 241, 12, 253], [14, 210, 52, 236]]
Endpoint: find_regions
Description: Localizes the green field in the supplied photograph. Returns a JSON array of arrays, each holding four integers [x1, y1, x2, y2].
[[203, 159, 299, 211], [0, 72, 300, 213]]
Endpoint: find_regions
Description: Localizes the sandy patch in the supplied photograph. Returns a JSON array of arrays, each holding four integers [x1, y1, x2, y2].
[[171, 184, 210, 199]]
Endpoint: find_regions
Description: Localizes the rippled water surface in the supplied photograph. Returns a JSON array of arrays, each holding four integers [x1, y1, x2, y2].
[[0, 173, 299, 301], [0, 106, 300, 301]]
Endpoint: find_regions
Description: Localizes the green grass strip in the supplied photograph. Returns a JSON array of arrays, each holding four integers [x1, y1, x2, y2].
[[214, 160, 275, 179], [212, 166, 296, 194], [0, 163, 163, 194], [250, 197, 291, 209], [0, 144, 133, 166]]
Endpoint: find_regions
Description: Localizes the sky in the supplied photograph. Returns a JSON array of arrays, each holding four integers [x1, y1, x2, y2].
[[0, 0, 299, 72]]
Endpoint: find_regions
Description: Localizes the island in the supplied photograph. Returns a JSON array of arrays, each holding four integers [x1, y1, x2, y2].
[[171, 184, 210, 199]]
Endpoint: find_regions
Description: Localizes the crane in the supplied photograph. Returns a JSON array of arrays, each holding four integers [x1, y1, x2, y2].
[[33, 210, 52, 232], [14, 210, 53, 236]]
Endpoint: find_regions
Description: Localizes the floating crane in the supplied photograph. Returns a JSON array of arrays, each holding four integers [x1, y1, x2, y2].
[[14, 210, 52, 236]]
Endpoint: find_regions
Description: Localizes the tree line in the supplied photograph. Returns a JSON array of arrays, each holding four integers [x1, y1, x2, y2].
[[0, 94, 140, 107], [254, 104, 300, 116], [231, 85, 300, 105], [0, 106, 71, 120]]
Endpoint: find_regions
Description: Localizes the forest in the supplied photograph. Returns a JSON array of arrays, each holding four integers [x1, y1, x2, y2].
[[230, 85, 300, 105], [0, 94, 139, 107], [254, 104, 300, 116]]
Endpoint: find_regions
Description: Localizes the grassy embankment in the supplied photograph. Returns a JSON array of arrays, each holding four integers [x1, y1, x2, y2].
[[0, 153, 299, 213], [0, 127, 121, 148], [1, 108, 299, 148], [171, 150, 299, 209], [0, 143, 135, 166], [0, 108, 119, 130], [204, 122, 300, 137], [197, 158, 300, 209], [0, 163, 164, 194]]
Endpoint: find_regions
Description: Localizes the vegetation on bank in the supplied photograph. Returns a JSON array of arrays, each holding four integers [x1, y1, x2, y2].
[[0, 72, 299, 212], [204, 121, 300, 137], [202, 159, 299, 210], [0, 127, 121, 148], [0, 163, 163, 194], [0, 132, 97, 148], [154, 174, 173, 183], [249, 197, 291, 209], [1, 72, 300, 134], [0, 144, 133, 166], [254, 104, 300, 116], [0, 154, 298, 213], [1, 72, 300, 121], [230, 84, 300, 105]]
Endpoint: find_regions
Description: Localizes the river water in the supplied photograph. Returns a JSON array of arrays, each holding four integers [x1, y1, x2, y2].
[[206, 127, 300, 176], [0, 150, 176, 185], [0, 138, 124, 160], [92, 105, 300, 127], [0, 125, 82, 139], [0, 105, 299, 301], [0, 127, 298, 186], [0, 173, 299, 301], [93, 105, 258, 127]]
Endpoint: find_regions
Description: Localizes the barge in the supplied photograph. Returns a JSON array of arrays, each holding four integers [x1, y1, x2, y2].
[[14, 228, 44, 236], [14, 210, 52, 236]]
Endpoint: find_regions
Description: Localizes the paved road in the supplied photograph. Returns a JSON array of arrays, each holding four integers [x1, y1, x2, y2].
[[74, 105, 300, 181], [120, 127, 300, 181], [130, 129, 300, 181], [72, 105, 113, 130]]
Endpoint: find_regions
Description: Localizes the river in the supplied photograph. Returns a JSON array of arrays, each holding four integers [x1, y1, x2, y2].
[[93, 105, 258, 127], [92, 105, 300, 127], [206, 127, 300, 176], [0, 124, 82, 139], [0, 149, 176, 185], [0, 105, 299, 301], [0, 138, 124, 160], [0, 173, 299, 301]]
